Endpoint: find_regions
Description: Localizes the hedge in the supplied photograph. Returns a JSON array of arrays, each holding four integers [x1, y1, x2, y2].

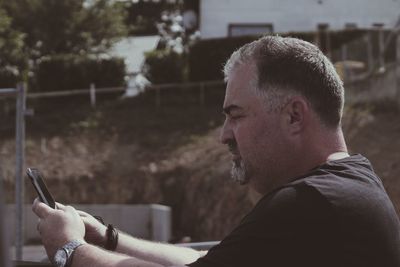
[[142, 49, 185, 84], [188, 29, 371, 82], [0, 69, 19, 88], [32, 55, 126, 92]]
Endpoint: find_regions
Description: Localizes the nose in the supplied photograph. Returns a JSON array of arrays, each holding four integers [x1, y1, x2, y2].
[[219, 119, 233, 145]]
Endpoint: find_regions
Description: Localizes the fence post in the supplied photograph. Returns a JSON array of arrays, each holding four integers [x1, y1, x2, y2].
[[155, 87, 161, 108], [15, 82, 26, 261], [365, 33, 374, 73], [378, 26, 385, 70], [90, 83, 96, 108], [326, 30, 332, 58], [340, 44, 348, 81], [396, 34, 400, 107], [199, 83, 205, 106]]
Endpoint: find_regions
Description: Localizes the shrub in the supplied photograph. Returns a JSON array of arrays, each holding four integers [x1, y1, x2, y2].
[[188, 36, 257, 82], [32, 55, 126, 91], [142, 49, 185, 84], [0, 69, 19, 88]]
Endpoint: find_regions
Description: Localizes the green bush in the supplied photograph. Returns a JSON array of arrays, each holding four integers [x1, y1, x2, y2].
[[188, 29, 369, 82], [32, 55, 126, 91], [142, 49, 185, 84], [0, 69, 19, 88], [188, 36, 257, 82]]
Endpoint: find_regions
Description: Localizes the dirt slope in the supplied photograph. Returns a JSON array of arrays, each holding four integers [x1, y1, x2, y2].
[[1, 93, 399, 241]]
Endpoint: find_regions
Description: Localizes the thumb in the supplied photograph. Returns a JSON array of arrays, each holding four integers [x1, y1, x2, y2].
[[32, 198, 53, 219]]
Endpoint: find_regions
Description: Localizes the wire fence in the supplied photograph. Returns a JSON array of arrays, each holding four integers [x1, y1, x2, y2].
[[25, 80, 225, 108]]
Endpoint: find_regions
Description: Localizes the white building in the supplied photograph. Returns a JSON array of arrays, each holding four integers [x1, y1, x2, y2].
[[108, 36, 160, 96], [199, 0, 400, 39]]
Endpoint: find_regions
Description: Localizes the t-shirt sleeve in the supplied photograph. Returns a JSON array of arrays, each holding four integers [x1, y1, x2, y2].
[[186, 184, 336, 267]]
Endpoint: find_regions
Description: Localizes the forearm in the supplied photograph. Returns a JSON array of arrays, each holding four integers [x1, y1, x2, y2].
[[72, 243, 167, 267], [115, 232, 203, 266]]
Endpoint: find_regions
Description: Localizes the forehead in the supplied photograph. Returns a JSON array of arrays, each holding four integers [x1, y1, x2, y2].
[[224, 64, 261, 110]]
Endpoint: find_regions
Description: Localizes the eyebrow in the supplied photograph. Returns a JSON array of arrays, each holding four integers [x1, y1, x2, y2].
[[223, 105, 243, 115]]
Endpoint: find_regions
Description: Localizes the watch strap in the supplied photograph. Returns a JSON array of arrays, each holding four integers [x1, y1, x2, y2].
[[54, 239, 86, 267], [105, 224, 119, 251]]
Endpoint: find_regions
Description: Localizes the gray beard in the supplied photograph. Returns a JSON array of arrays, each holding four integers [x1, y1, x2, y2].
[[231, 159, 249, 185]]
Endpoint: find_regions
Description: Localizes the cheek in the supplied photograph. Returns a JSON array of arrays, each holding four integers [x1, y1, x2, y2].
[[242, 119, 284, 156], [234, 120, 271, 154]]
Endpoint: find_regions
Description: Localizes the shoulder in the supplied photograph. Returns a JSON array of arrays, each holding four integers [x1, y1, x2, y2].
[[237, 182, 334, 236]]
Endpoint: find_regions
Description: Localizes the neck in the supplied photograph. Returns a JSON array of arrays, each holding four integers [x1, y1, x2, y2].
[[292, 127, 348, 179]]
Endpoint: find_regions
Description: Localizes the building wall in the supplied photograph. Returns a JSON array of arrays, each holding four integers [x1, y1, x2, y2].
[[200, 0, 400, 39], [5, 204, 171, 244]]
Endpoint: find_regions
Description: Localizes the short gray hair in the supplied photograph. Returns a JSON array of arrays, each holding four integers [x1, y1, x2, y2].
[[224, 35, 344, 127]]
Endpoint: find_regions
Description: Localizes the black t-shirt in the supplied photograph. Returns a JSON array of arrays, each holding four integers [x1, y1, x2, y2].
[[188, 154, 400, 267]]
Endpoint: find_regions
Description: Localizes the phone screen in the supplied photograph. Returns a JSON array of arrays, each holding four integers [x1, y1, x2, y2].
[[26, 168, 56, 209]]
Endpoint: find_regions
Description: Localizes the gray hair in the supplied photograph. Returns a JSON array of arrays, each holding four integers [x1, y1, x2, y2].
[[224, 35, 344, 127]]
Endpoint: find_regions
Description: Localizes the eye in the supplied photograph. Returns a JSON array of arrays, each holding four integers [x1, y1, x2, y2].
[[229, 113, 244, 120]]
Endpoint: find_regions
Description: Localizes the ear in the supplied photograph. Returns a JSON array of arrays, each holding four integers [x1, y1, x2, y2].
[[281, 96, 309, 135]]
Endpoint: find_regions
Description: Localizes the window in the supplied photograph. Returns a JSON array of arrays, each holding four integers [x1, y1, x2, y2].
[[317, 23, 329, 31], [372, 23, 385, 28], [228, 24, 273, 37], [345, 23, 358, 29]]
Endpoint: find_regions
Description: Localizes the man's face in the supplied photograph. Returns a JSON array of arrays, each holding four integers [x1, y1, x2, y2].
[[220, 63, 287, 194]]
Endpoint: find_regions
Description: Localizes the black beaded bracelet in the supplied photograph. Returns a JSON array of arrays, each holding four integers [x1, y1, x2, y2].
[[105, 224, 119, 251]]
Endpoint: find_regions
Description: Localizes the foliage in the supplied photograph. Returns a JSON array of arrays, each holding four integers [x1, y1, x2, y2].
[[123, 0, 179, 36], [32, 55, 126, 92], [188, 36, 257, 81], [2, 0, 127, 60], [0, 0, 127, 89], [143, 49, 185, 84], [0, 3, 26, 87]]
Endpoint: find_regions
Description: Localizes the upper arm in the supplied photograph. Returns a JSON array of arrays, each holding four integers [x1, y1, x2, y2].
[[187, 184, 336, 267]]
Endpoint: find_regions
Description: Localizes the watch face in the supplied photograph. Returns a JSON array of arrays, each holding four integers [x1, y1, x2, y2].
[[54, 248, 67, 267]]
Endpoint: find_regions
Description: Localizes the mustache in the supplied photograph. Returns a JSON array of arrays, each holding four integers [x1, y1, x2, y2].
[[227, 141, 238, 153]]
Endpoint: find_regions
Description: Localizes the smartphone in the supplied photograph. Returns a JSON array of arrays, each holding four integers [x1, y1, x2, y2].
[[26, 168, 56, 209]]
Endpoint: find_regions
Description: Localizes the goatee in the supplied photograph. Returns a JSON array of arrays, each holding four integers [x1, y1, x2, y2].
[[231, 159, 249, 185]]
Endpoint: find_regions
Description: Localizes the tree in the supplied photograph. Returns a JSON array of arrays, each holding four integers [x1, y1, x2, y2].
[[3, 0, 127, 60], [124, 0, 179, 36], [0, 2, 26, 86]]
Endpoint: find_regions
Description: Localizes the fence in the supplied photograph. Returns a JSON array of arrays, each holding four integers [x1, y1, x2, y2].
[[26, 80, 225, 108]]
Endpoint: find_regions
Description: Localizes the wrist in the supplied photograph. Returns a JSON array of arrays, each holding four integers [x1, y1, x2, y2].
[[100, 225, 108, 248], [53, 239, 86, 267]]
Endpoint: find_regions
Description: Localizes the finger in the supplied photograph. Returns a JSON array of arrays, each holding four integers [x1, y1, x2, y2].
[[55, 202, 66, 210], [64, 205, 79, 216], [77, 210, 91, 217], [32, 198, 53, 219]]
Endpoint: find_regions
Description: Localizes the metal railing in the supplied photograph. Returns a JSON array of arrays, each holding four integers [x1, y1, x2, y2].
[[0, 85, 27, 261]]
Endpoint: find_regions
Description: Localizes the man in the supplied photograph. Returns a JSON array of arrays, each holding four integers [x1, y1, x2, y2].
[[33, 36, 400, 267]]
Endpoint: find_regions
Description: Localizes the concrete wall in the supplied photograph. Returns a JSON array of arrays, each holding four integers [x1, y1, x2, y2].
[[345, 63, 399, 104], [200, 0, 400, 39], [4, 204, 171, 244]]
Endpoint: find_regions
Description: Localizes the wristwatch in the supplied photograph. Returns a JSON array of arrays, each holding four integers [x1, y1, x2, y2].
[[53, 239, 86, 267]]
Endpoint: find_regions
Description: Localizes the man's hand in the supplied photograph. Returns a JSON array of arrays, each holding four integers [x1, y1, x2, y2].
[[32, 198, 86, 261], [76, 209, 108, 247]]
